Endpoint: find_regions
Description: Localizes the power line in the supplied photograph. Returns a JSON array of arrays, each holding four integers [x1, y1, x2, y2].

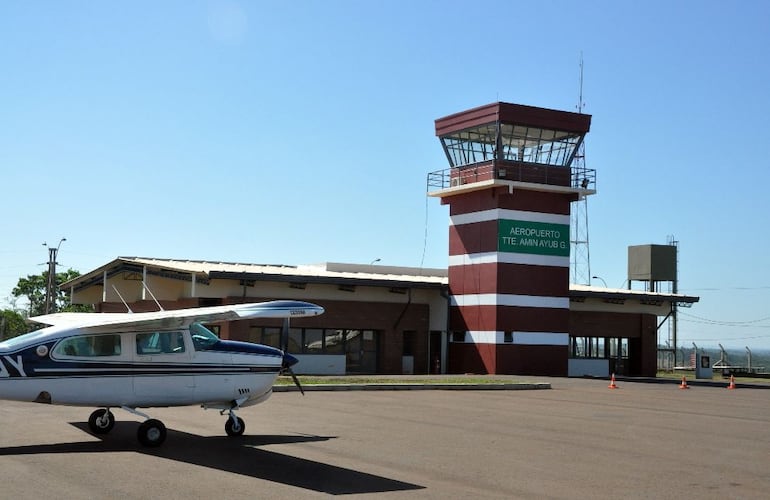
[[679, 285, 770, 291], [681, 319, 770, 330], [680, 334, 770, 341], [679, 310, 770, 326]]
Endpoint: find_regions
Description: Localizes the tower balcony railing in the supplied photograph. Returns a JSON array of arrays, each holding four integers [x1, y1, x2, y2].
[[427, 160, 596, 192]]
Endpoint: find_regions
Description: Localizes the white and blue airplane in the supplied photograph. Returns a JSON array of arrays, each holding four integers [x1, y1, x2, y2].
[[0, 300, 323, 447]]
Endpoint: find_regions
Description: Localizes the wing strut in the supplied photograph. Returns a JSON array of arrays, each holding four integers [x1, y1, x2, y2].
[[112, 286, 133, 313], [142, 281, 165, 311]]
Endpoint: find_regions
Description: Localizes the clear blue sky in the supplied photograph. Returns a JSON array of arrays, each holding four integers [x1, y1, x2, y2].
[[2, 1, 769, 350]]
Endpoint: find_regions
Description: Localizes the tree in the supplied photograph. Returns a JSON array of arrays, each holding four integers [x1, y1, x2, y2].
[[0, 309, 27, 340], [12, 268, 93, 317]]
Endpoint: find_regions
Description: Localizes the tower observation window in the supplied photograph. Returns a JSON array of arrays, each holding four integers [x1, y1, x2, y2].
[[441, 124, 497, 167], [498, 124, 581, 166], [440, 123, 582, 168]]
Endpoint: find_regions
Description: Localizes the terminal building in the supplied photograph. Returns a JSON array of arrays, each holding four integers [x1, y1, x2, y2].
[[61, 102, 698, 378]]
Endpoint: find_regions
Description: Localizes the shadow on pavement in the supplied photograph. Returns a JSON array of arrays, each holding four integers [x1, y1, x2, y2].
[[0, 421, 424, 495]]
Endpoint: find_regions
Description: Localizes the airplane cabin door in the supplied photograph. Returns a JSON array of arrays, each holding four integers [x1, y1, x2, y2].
[[133, 330, 195, 405]]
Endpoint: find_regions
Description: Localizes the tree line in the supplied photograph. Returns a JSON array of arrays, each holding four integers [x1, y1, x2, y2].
[[1, 269, 92, 340]]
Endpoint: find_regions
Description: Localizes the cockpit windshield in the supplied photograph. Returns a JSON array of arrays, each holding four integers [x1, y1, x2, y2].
[[190, 322, 219, 351]]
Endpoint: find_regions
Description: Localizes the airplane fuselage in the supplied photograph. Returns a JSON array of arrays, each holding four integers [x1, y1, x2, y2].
[[0, 322, 285, 408], [0, 300, 322, 446]]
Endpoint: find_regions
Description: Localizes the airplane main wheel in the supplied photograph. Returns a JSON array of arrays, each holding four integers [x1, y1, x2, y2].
[[225, 416, 245, 437], [137, 419, 167, 447], [88, 409, 115, 434]]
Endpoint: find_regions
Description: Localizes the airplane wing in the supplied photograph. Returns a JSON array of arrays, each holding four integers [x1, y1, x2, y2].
[[28, 312, 132, 326], [28, 300, 324, 333]]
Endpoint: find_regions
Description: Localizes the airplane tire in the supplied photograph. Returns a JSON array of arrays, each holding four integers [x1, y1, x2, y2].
[[88, 409, 115, 434], [137, 419, 167, 447], [225, 416, 245, 437]]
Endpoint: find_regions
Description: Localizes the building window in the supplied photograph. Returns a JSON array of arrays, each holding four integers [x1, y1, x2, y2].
[[440, 123, 582, 168], [324, 330, 345, 354], [249, 326, 281, 348], [247, 326, 380, 357], [288, 327, 302, 352], [303, 328, 323, 353], [570, 337, 628, 360]]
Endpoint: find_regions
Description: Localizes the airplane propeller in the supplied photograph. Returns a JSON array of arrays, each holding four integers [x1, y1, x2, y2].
[[280, 318, 305, 395]]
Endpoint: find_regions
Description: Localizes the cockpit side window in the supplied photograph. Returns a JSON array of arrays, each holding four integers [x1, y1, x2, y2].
[[54, 334, 122, 357], [190, 322, 219, 351], [136, 332, 185, 355]]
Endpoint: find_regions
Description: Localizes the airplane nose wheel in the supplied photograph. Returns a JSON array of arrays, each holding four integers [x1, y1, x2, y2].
[[225, 415, 245, 437], [137, 419, 167, 447], [88, 408, 115, 434]]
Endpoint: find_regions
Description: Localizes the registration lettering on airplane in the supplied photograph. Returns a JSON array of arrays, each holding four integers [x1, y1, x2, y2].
[[0, 355, 26, 378]]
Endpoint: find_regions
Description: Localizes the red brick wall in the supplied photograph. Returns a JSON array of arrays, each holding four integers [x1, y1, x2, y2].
[[104, 297, 433, 374], [448, 342, 568, 376]]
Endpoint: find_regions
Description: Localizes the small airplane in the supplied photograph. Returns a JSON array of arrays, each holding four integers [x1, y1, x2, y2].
[[0, 299, 324, 447]]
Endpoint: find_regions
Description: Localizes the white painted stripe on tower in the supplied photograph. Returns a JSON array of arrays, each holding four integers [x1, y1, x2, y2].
[[513, 332, 569, 346], [449, 252, 569, 268], [450, 294, 569, 309], [467, 331, 501, 344], [450, 209, 569, 226], [458, 331, 570, 345]]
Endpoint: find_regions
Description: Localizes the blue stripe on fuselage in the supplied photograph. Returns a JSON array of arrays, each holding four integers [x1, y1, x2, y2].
[[0, 340, 283, 379], [206, 340, 283, 357]]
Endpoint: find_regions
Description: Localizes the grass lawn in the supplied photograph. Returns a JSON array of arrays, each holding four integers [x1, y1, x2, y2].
[[274, 375, 531, 386]]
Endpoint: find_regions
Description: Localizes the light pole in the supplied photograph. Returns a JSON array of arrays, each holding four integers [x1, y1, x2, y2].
[[43, 238, 66, 314], [591, 275, 608, 288]]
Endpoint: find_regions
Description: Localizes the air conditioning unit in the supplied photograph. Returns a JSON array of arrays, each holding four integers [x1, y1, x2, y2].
[[450, 178, 461, 187]]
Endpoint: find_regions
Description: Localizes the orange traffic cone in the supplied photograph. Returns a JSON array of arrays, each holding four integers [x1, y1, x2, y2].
[[679, 375, 690, 389], [608, 373, 618, 389], [727, 375, 736, 390]]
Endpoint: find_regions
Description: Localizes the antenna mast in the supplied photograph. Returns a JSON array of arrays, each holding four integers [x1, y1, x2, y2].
[[570, 53, 592, 285]]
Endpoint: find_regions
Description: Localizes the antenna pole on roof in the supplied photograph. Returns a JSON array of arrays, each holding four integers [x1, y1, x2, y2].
[[112, 285, 133, 313], [142, 281, 165, 312], [577, 51, 585, 114], [570, 51, 592, 286]]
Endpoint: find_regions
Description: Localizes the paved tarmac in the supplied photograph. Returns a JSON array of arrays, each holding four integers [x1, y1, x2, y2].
[[0, 377, 768, 499]]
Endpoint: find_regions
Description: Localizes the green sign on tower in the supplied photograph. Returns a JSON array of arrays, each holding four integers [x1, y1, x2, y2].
[[498, 219, 570, 257]]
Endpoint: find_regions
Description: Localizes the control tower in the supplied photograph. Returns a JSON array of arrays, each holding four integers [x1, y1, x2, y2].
[[427, 102, 594, 375]]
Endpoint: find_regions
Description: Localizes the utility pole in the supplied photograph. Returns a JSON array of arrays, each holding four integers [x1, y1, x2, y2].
[[43, 238, 66, 314]]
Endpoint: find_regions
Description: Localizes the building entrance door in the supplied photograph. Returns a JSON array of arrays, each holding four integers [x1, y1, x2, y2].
[[345, 330, 378, 373]]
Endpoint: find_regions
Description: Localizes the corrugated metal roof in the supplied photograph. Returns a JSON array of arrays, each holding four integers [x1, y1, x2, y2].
[[62, 257, 449, 290], [570, 283, 699, 304], [61, 257, 699, 305]]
